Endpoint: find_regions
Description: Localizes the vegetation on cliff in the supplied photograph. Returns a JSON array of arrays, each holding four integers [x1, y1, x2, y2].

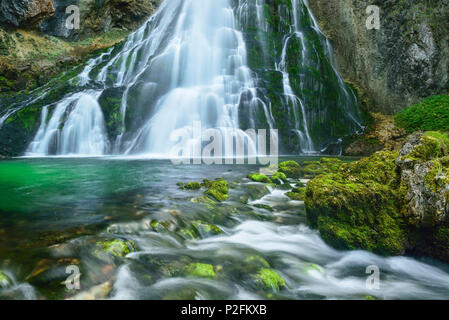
[[395, 95, 449, 133]]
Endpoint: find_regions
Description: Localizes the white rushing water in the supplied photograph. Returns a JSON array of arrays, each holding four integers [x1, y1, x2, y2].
[[104, 185, 449, 300], [19, 0, 363, 157], [27, 91, 108, 156]]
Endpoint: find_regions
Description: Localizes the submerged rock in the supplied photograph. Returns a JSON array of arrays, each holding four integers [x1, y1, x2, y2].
[[253, 268, 286, 292], [202, 179, 229, 202], [0, 270, 12, 289], [96, 239, 135, 258], [183, 182, 201, 190], [185, 263, 216, 279], [305, 132, 449, 261], [68, 280, 113, 300]]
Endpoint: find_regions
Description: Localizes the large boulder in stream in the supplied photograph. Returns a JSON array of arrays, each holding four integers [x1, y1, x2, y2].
[[305, 132, 449, 261]]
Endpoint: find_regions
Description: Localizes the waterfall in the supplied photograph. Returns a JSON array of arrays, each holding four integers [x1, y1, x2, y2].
[[27, 91, 108, 156], [11, 0, 363, 157]]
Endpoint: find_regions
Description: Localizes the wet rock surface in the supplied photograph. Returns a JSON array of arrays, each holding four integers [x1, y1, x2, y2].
[[308, 0, 449, 114], [306, 131, 449, 261], [0, 0, 54, 27]]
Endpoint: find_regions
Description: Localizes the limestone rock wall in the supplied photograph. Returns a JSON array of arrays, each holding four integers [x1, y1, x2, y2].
[[308, 0, 449, 114]]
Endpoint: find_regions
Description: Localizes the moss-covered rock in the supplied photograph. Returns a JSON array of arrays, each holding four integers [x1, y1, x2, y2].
[[270, 172, 287, 185], [286, 187, 306, 201], [253, 268, 286, 292], [185, 263, 216, 278], [202, 179, 229, 202], [183, 182, 201, 190], [97, 239, 135, 258], [302, 158, 343, 179], [306, 171, 408, 255], [193, 220, 223, 235], [278, 160, 301, 179], [0, 271, 12, 289], [191, 195, 216, 209], [248, 173, 272, 184], [305, 132, 449, 261]]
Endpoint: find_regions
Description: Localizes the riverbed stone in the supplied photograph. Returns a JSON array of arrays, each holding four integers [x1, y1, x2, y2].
[[253, 268, 286, 292], [185, 263, 216, 279]]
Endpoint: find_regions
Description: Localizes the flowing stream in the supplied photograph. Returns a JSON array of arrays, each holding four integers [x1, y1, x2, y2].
[[2, 0, 439, 301], [1, 158, 449, 300]]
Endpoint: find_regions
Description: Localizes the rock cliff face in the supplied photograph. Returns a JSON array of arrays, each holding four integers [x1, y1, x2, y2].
[[0, 0, 55, 27], [0, 0, 161, 94], [40, 0, 161, 40], [308, 0, 449, 114]]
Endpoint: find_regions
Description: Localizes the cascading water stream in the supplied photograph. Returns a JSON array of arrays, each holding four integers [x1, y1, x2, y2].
[[27, 91, 108, 156], [13, 0, 363, 157], [25, 0, 267, 157]]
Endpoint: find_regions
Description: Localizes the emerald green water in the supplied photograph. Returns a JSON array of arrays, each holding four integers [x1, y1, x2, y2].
[[2, 158, 449, 300]]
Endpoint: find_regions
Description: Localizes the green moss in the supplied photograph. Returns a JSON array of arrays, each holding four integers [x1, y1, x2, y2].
[[302, 158, 343, 179], [305, 151, 408, 256], [303, 263, 324, 274], [248, 173, 272, 183], [192, 195, 217, 209], [202, 179, 229, 202], [278, 160, 301, 179], [403, 132, 449, 163], [286, 187, 305, 201], [244, 256, 270, 268], [270, 171, 287, 184], [0, 271, 12, 289], [184, 182, 201, 190], [185, 263, 216, 278], [254, 268, 286, 292], [97, 239, 134, 258], [193, 220, 223, 235], [395, 95, 449, 133]]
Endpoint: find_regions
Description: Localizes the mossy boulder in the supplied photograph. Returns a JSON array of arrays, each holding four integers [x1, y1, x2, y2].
[[302, 158, 343, 179], [253, 268, 286, 292], [278, 161, 301, 179], [193, 221, 223, 235], [191, 195, 216, 209], [183, 182, 201, 190], [245, 184, 270, 201], [248, 173, 272, 184], [185, 263, 216, 278], [97, 239, 135, 258], [202, 179, 229, 202], [0, 271, 12, 289], [306, 169, 408, 255], [305, 132, 449, 261], [270, 172, 287, 185], [286, 187, 306, 201]]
